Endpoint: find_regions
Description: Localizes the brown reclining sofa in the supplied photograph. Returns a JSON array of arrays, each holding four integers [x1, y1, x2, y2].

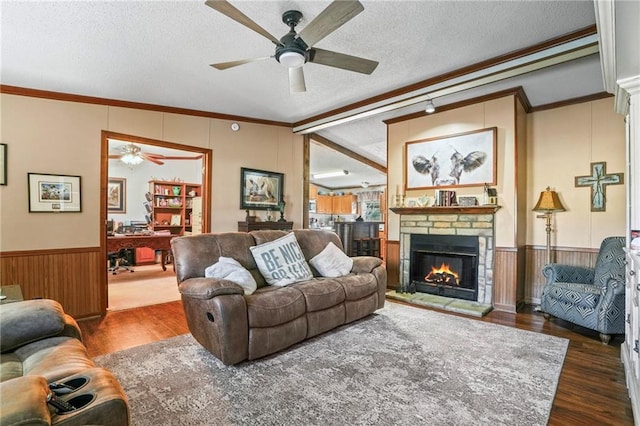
[[171, 229, 387, 365], [0, 299, 129, 425]]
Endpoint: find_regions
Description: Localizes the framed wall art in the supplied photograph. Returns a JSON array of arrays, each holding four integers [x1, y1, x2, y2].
[[28, 173, 82, 213], [0, 143, 6, 185], [405, 127, 497, 190], [240, 167, 283, 210], [107, 177, 126, 214]]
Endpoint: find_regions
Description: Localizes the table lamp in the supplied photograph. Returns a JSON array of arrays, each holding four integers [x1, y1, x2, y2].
[[533, 187, 566, 264]]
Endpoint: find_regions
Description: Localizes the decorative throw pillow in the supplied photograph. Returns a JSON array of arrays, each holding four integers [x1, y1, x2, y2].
[[249, 233, 313, 287], [309, 242, 353, 278], [205, 256, 257, 295]]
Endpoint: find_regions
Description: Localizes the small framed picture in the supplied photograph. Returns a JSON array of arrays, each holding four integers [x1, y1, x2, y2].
[[28, 173, 81, 213], [240, 167, 284, 210], [107, 178, 126, 214], [170, 214, 181, 226]]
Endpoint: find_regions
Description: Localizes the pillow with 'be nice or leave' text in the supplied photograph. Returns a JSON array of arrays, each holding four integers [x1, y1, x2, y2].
[[249, 233, 313, 287]]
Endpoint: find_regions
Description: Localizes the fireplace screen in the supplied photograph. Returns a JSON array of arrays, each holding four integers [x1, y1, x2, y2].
[[410, 235, 478, 301]]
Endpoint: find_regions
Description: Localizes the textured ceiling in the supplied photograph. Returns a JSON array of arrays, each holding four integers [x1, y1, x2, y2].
[[1, 1, 602, 188]]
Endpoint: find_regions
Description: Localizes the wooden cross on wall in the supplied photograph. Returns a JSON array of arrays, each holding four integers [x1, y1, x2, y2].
[[574, 162, 624, 212]]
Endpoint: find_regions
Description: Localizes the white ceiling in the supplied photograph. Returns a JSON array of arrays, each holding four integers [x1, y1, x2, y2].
[[1, 1, 603, 188]]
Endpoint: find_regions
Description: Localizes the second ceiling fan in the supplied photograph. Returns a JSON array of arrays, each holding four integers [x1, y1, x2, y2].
[[206, 0, 379, 93]]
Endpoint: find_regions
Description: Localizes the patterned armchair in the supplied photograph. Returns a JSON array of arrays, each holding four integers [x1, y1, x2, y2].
[[540, 236, 626, 344]]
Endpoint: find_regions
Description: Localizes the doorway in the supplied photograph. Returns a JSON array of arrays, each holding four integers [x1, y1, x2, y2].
[[100, 131, 212, 313]]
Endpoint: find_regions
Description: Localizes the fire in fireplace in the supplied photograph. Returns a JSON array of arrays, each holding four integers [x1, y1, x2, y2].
[[424, 262, 460, 286], [409, 234, 479, 301]]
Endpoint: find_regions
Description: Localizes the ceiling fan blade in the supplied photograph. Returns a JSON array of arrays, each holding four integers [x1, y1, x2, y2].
[[108, 154, 123, 159], [289, 67, 306, 93], [141, 153, 164, 165], [210, 56, 271, 70], [297, 0, 364, 47], [205, 0, 282, 46], [161, 155, 204, 160], [310, 48, 378, 74]]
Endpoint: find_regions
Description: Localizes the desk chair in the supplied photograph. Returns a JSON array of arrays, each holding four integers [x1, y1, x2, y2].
[[108, 249, 134, 275]]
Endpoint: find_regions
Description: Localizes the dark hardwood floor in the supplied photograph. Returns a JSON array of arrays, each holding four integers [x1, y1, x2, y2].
[[77, 299, 635, 425]]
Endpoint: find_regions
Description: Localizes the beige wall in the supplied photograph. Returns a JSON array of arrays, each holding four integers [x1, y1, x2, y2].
[[0, 94, 303, 252], [387, 95, 626, 250], [526, 98, 626, 248], [387, 96, 519, 247]]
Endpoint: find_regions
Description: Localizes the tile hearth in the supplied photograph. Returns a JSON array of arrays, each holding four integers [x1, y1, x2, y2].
[[386, 290, 493, 317]]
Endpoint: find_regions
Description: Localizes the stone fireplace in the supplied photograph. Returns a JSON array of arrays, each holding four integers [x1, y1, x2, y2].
[[409, 234, 479, 301], [395, 206, 498, 306]]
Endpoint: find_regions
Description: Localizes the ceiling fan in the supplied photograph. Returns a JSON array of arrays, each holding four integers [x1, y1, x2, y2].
[[206, 0, 379, 93], [109, 143, 202, 166]]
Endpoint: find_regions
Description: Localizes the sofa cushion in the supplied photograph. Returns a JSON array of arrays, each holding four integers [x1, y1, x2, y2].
[[339, 273, 379, 301], [0, 353, 23, 382], [544, 281, 601, 310], [0, 299, 66, 353], [205, 256, 257, 295], [295, 279, 346, 312], [250, 232, 313, 287], [246, 286, 306, 328], [14, 336, 95, 382], [309, 242, 353, 278]]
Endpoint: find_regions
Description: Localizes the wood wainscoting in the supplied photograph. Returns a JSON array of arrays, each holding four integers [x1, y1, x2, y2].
[[386, 242, 600, 312], [525, 245, 599, 305], [0, 247, 103, 318], [494, 247, 526, 313], [385, 240, 400, 289]]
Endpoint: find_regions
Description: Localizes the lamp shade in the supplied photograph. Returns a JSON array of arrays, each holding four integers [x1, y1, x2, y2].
[[533, 187, 566, 212]]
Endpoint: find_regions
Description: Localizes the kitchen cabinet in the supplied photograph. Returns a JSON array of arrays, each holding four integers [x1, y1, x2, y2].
[[316, 195, 333, 214], [310, 184, 319, 199], [332, 194, 357, 215]]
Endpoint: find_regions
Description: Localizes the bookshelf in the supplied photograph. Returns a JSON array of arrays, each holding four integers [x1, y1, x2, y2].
[[147, 180, 202, 235]]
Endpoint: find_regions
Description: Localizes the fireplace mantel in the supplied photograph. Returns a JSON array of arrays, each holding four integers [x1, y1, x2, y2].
[[390, 205, 501, 215]]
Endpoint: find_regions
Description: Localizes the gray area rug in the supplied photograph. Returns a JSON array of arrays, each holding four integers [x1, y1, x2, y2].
[[95, 303, 568, 425]]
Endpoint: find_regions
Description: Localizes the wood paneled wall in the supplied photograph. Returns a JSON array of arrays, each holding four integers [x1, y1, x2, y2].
[[385, 240, 400, 289], [0, 247, 103, 318], [524, 245, 598, 304], [386, 242, 598, 310], [494, 247, 521, 313]]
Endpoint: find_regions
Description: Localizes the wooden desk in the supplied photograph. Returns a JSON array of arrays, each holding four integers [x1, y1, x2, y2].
[[107, 235, 174, 271], [238, 221, 293, 232]]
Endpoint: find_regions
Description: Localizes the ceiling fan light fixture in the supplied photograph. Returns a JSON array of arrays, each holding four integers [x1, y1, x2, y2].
[[121, 153, 144, 166], [312, 170, 349, 179], [278, 51, 306, 68], [425, 99, 436, 114]]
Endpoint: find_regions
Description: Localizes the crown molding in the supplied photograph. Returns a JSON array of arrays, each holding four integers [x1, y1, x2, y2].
[[594, 0, 616, 94]]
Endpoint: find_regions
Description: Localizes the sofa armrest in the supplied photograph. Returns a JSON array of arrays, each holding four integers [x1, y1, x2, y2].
[[60, 313, 83, 342], [0, 375, 51, 425], [351, 256, 383, 274], [542, 264, 595, 285], [178, 277, 245, 300], [0, 299, 67, 353], [598, 276, 626, 306]]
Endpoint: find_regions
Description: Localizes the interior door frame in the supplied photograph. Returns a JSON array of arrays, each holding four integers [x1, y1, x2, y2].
[[99, 130, 212, 314]]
